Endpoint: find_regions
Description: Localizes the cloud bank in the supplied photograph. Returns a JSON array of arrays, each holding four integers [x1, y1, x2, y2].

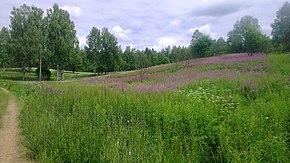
[[0, 0, 286, 50]]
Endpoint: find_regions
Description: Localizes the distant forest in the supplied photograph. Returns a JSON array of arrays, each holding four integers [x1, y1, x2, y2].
[[0, 2, 289, 80]]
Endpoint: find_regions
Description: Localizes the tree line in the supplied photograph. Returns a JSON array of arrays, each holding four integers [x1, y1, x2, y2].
[[0, 2, 289, 80]]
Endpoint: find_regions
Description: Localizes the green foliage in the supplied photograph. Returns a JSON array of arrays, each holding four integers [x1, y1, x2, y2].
[[10, 5, 44, 80], [85, 27, 102, 73], [271, 1, 290, 52], [85, 27, 120, 74], [244, 27, 263, 55], [121, 46, 137, 70], [100, 27, 120, 72], [227, 16, 261, 53], [190, 30, 213, 57], [212, 37, 229, 55], [0, 27, 12, 69], [35, 67, 51, 80], [170, 46, 190, 62], [243, 28, 274, 55], [46, 4, 78, 80], [66, 48, 83, 73]]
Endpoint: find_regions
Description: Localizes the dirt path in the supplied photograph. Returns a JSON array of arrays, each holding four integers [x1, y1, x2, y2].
[[0, 88, 26, 163]]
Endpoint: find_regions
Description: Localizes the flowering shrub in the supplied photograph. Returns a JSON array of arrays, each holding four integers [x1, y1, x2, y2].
[[240, 81, 258, 100]]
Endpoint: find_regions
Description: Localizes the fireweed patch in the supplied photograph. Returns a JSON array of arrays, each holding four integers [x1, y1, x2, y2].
[[240, 81, 259, 100]]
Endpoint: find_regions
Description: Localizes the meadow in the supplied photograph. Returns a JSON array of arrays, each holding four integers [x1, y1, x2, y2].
[[1, 53, 289, 162]]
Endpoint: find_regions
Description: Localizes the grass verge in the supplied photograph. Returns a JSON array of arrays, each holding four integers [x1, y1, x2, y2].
[[0, 88, 9, 128]]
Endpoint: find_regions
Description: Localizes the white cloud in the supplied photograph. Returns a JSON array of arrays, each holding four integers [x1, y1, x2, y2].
[[152, 36, 177, 50], [77, 35, 86, 48], [188, 24, 210, 34], [169, 19, 181, 27], [61, 5, 82, 17], [187, 24, 217, 38], [199, 24, 211, 34], [112, 26, 131, 40]]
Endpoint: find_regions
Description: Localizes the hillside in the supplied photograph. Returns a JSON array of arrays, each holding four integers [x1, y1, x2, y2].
[[1, 53, 289, 162]]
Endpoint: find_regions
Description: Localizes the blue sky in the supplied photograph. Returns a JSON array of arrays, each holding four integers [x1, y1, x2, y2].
[[0, 0, 287, 50]]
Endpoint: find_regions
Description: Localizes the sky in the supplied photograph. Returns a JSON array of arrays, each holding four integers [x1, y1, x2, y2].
[[0, 0, 287, 50]]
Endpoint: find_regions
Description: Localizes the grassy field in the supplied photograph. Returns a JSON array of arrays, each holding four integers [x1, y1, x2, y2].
[[0, 88, 9, 128], [0, 68, 95, 81], [1, 53, 289, 162]]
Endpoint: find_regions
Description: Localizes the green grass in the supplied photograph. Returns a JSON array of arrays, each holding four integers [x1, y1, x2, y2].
[[0, 68, 96, 81], [150, 65, 185, 74], [0, 68, 38, 80], [1, 54, 289, 162], [267, 54, 290, 76], [0, 88, 9, 128]]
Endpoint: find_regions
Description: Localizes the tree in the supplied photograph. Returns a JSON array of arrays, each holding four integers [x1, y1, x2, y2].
[[100, 27, 120, 73], [37, 14, 49, 81], [227, 16, 261, 53], [121, 46, 138, 70], [191, 30, 213, 57], [67, 47, 83, 73], [10, 4, 44, 80], [212, 37, 229, 55], [227, 31, 243, 53], [244, 27, 263, 55], [160, 46, 172, 62], [171, 46, 182, 62], [0, 27, 11, 70], [85, 27, 120, 74], [271, 1, 290, 52], [191, 29, 203, 41], [259, 35, 274, 54], [85, 27, 102, 74], [46, 3, 78, 80], [144, 47, 158, 67], [135, 51, 150, 82]]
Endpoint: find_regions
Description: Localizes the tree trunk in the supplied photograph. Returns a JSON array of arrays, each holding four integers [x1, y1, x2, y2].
[[39, 57, 42, 81], [22, 67, 26, 81], [139, 69, 143, 82], [56, 63, 59, 81], [61, 69, 64, 81]]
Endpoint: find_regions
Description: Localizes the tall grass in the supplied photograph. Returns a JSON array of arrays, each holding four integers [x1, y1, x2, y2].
[[18, 76, 289, 162], [3, 54, 289, 162]]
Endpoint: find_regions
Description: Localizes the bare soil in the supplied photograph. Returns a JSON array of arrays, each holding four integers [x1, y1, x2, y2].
[[0, 88, 26, 163]]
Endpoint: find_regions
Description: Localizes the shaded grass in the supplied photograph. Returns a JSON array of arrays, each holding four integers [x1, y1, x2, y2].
[[0, 68, 96, 81], [0, 68, 37, 81]]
